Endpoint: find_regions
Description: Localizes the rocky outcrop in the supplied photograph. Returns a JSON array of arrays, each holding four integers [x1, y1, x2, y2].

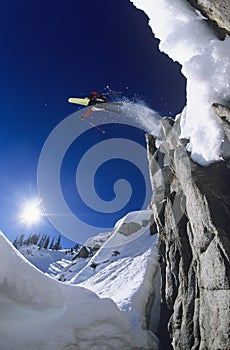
[[118, 217, 154, 236], [212, 103, 230, 141], [72, 246, 92, 259], [186, 0, 230, 38], [146, 117, 230, 350]]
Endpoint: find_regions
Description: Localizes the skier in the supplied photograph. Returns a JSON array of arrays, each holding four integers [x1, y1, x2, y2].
[[87, 92, 108, 106], [68, 90, 122, 120], [81, 92, 109, 118]]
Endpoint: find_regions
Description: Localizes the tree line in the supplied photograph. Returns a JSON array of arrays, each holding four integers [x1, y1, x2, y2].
[[13, 233, 79, 252]]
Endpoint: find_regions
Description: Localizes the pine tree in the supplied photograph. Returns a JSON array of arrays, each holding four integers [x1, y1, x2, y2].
[[53, 234, 61, 250], [13, 236, 18, 248], [73, 243, 79, 252], [24, 234, 32, 246], [44, 236, 50, 249], [49, 237, 54, 250], [31, 233, 40, 245], [38, 233, 46, 250], [17, 234, 25, 247]]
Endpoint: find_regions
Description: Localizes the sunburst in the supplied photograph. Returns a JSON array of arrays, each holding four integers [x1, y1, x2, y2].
[[20, 198, 43, 226]]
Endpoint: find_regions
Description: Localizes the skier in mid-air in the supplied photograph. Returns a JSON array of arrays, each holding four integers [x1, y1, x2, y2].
[[87, 91, 108, 106], [79, 92, 109, 118], [68, 90, 122, 120]]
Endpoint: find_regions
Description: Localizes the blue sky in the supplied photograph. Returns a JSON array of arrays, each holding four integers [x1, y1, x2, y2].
[[0, 0, 186, 246]]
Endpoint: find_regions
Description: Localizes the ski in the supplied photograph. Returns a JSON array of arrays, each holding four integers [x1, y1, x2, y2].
[[104, 107, 122, 114], [105, 102, 123, 106], [80, 116, 105, 134], [94, 103, 122, 114]]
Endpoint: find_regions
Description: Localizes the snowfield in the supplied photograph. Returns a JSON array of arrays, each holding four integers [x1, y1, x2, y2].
[[18, 244, 73, 274], [0, 210, 160, 350], [0, 232, 131, 350]]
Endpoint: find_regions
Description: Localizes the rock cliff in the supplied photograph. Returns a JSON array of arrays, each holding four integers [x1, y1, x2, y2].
[[146, 115, 230, 349], [142, 1, 230, 348], [186, 0, 230, 38]]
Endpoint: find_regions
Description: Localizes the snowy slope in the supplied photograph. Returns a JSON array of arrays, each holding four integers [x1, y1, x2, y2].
[[0, 210, 160, 350], [56, 210, 160, 348], [18, 244, 73, 274], [0, 231, 145, 349]]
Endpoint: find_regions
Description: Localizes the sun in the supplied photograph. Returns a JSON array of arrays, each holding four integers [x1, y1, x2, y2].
[[20, 198, 43, 226]]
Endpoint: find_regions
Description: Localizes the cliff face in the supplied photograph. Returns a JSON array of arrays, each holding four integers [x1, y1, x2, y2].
[[143, 1, 230, 348], [146, 116, 230, 349]]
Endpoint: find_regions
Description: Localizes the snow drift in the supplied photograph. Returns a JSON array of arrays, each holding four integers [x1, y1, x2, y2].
[[0, 210, 160, 350], [0, 231, 140, 349]]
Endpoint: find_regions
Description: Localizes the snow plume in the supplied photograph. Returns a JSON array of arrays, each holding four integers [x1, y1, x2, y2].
[[131, 0, 230, 165], [0, 232, 133, 350], [120, 101, 162, 135]]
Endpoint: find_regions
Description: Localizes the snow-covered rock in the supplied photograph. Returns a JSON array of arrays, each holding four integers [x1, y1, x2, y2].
[[131, 0, 230, 166], [186, 0, 230, 36]]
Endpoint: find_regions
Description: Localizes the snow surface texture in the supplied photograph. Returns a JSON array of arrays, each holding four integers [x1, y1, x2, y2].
[[131, 0, 230, 165], [0, 210, 160, 349], [57, 210, 160, 346], [18, 245, 73, 274]]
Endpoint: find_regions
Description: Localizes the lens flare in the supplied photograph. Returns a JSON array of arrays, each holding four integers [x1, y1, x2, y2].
[[20, 199, 42, 226], [37, 102, 162, 242]]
